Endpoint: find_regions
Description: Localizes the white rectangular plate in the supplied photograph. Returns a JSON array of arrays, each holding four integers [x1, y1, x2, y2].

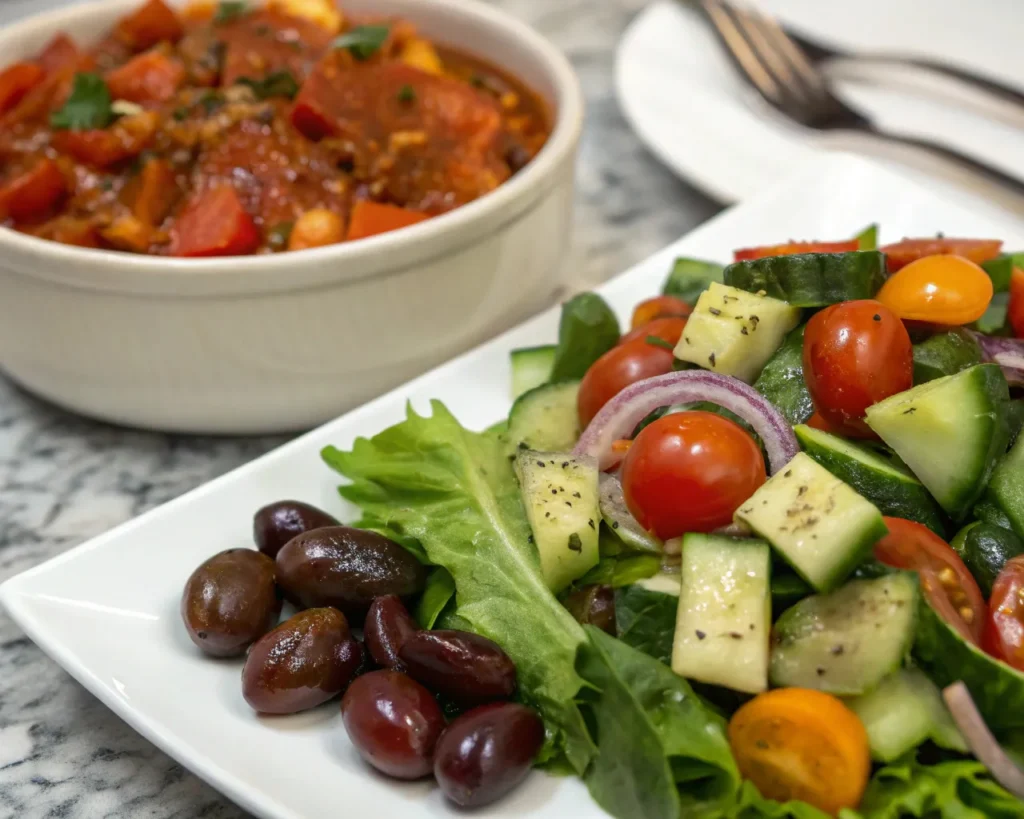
[[5, 154, 1024, 819]]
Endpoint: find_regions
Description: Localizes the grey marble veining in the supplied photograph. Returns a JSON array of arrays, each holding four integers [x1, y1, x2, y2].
[[0, 1, 720, 816]]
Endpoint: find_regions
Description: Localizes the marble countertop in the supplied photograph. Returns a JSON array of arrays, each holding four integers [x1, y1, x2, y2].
[[0, 1, 720, 815]]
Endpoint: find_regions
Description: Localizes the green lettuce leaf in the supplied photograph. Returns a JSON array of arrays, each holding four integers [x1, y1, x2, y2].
[[614, 584, 677, 665], [322, 401, 595, 772], [414, 567, 455, 628]]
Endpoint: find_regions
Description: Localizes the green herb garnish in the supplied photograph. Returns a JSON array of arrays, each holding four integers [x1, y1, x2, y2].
[[49, 73, 113, 131], [236, 71, 300, 101], [267, 221, 294, 251], [172, 106, 190, 121], [644, 336, 675, 351], [396, 84, 416, 104], [199, 91, 225, 115], [332, 25, 390, 60], [214, 1, 248, 23]]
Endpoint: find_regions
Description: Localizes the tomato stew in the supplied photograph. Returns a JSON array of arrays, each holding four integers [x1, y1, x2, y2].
[[0, 0, 551, 256]]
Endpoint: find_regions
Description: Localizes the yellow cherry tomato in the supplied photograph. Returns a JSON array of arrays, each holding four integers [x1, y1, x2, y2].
[[728, 688, 870, 816], [876, 254, 993, 325]]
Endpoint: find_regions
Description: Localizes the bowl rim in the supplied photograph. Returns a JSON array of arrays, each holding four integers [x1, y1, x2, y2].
[[0, 0, 583, 283]]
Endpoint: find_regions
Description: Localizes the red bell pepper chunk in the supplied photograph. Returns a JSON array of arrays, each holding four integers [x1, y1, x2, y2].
[[0, 158, 67, 223], [106, 51, 185, 103], [0, 62, 45, 115], [170, 186, 261, 257], [879, 237, 1003, 273], [733, 240, 859, 261], [37, 34, 82, 75], [115, 0, 184, 51], [51, 111, 159, 168], [347, 200, 429, 241]]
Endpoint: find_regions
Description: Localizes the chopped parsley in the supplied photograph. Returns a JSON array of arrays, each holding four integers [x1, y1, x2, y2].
[[172, 106, 190, 121], [214, 1, 249, 24], [332, 25, 390, 61], [645, 336, 675, 351], [49, 73, 113, 131], [199, 90, 225, 115], [396, 84, 416, 104], [236, 70, 300, 101]]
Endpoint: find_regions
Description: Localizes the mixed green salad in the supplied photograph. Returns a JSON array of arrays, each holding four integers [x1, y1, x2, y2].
[[322, 229, 1024, 817]]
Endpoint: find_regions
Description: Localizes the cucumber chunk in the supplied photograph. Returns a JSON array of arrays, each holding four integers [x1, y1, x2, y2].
[[661, 256, 725, 304], [514, 450, 600, 592], [673, 282, 801, 383], [912, 329, 983, 385], [506, 381, 580, 454], [952, 521, 1024, 597], [866, 364, 1011, 521], [770, 573, 919, 695], [672, 534, 771, 694], [510, 345, 556, 399], [845, 668, 966, 762], [549, 293, 620, 382], [753, 325, 813, 425], [988, 429, 1024, 539], [735, 452, 888, 592], [723, 250, 887, 307], [795, 424, 946, 535]]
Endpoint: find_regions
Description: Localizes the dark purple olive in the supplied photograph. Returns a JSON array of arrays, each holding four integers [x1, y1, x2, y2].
[[398, 630, 516, 705], [253, 500, 339, 559], [365, 595, 419, 670], [341, 670, 445, 779], [242, 608, 360, 714], [434, 702, 545, 807], [276, 527, 426, 619], [181, 549, 281, 657], [564, 585, 617, 636]]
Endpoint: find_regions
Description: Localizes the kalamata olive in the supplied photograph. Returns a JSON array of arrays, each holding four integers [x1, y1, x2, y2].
[[181, 549, 281, 657], [276, 527, 426, 619], [253, 500, 339, 559], [365, 595, 419, 670], [242, 608, 360, 714], [341, 670, 445, 779], [564, 585, 617, 636], [398, 630, 516, 705], [434, 703, 545, 808]]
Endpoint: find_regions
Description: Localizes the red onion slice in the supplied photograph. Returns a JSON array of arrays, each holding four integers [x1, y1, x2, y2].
[[943, 681, 1024, 799], [970, 332, 1024, 386], [573, 370, 799, 473], [598, 474, 662, 553]]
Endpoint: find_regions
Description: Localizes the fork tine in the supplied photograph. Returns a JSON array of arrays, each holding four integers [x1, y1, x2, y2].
[[723, 3, 807, 102], [745, 7, 827, 100], [698, 0, 783, 106]]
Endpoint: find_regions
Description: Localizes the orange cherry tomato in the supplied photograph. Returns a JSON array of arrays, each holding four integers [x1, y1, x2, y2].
[[880, 237, 1002, 273], [877, 254, 993, 325], [1009, 268, 1024, 339], [620, 316, 687, 347], [630, 295, 691, 330], [733, 239, 859, 261], [874, 517, 986, 645], [577, 340, 674, 427], [621, 411, 765, 539]]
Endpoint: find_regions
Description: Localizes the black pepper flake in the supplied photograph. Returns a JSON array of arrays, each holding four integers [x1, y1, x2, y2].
[[536, 460, 545, 468], [545, 511, 551, 518], [903, 407, 917, 415], [740, 327, 749, 335], [611, 521, 620, 530], [816, 667, 826, 676], [567, 533, 582, 553], [565, 501, 572, 507], [797, 485, 808, 496], [709, 307, 722, 316], [830, 645, 845, 656], [196, 631, 208, 640], [573, 492, 581, 498], [873, 314, 881, 322], [695, 630, 706, 640], [708, 353, 717, 366], [562, 461, 569, 468], [784, 469, 792, 477], [728, 632, 743, 640], [749, 623, 756, 630], [684, 337, 692, 345], [750, 315, 760, 326], [587, 519, 595, 529], [528, 535, 534, 544], [551, 489, 557, 495]]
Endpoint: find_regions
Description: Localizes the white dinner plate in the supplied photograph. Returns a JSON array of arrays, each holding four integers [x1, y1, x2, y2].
[[4, 154, 1024, 819], [616, 0, 1024, 206]]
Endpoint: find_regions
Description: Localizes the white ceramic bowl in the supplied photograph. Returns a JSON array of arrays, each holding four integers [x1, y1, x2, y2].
[[0, 0, 583, 434]]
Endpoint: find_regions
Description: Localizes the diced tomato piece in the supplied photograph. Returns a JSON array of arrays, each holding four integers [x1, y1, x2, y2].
[[733, 240, 859, 261], [52, 111, 159, 168], [37, 34, 81, 75], [129, 158, 179, 225], [1, 64, 74, 127], [0, 62, 45, 115], [106, 51, 185, 103], [170, 186, 261, 257], [347, 200, 429, 241], [115, 0, 184, 51], [880, 237, 1003, 273], [219, 10, 332, 87], [0, 159, 67, 223], [33, 216, 102, 248]]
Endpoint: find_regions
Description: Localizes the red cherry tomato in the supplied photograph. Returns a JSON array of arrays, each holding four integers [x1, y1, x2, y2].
[[803, 300, 912, 438], [984, 555, 1024, 669], [630, 295, 691, 330], [806, 412, 833, 433], [876, 255, 993, 325], [1009, 268, 1024, 339], [621, 411, 766, 540], [577, 340, 674, 427], [880, 237, 1002, 273], [620, 316, 688, 347], [733, 240, 858, 261], [874, 517, 986, 645]]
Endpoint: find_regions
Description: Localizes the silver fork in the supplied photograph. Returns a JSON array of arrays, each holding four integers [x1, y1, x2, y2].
[[698, 0, 1024, 198]]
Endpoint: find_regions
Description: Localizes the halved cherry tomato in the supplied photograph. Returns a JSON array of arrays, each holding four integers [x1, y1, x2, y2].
[[803, 300, 912, 438], [0, 63, 44, 116], [881, 237, 1002, 273], [1009, 268, 1024, 339], [170, 186, 261, 257], [577, 340, 674, 428], [620, 316, 687, 347], [877, 254, 993, 325], [806, 412, 833, 433], [621, 411, 765, 539], [630, 295, 692, 330], [733, 240, 858, 261], [874, 517, 986, 644], [105, 51, 185, 103], [983, 555, 1024, 670], [728, 688, 870, 816], [0, 159, 66, 223]]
